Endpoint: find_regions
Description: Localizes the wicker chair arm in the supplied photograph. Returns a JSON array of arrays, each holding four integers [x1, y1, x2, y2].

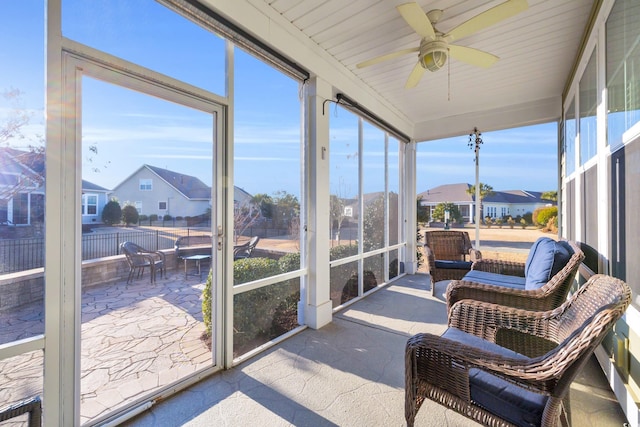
[[468, 248, 482, 262], [423, 245, 436, 272], [448, 299, 559, 344], [406, 333, 555, 397], [446, 279, 560, 313], [471, 259, 525, 276]]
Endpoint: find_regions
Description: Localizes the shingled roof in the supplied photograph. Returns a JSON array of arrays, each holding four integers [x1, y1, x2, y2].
[[145, 164, 211, 200]]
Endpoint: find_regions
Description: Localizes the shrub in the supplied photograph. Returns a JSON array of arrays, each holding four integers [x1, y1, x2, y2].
[[175, 216, 183, 221], [507, 216, 515, 228], [329, 244, 358, 261], [484, 216, 493, 228], [139, 214, 149, 222], [279, 252, 300, 273], [535, 206, 558, 227], [543, 216, 558, 233], [495, 218, 503, 228], [163, 214, 172, 221], [101, 200, 121, 226], [122, 205, 139, 226], [149, 214, 158, 222], [202, 257, 284, 344], [520, 218, 527, 229]]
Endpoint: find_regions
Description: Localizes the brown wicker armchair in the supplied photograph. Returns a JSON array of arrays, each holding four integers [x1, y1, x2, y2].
[[406, 274, 631, 427], [446, 240, 584, 313], [423, 230, 481, 296]]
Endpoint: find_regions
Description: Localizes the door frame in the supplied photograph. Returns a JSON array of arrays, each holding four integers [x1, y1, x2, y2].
[[50, 45, 228, 425]]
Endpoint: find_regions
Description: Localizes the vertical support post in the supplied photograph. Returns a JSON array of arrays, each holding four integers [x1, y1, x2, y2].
[[469, 128, 483, 249], [303, 77, 332, 329]]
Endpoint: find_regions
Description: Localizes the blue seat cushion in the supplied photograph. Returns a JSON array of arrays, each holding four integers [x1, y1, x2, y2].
[[442, 328, 547, 427], [435, 260, 473, 270], [524, 238, 572, 290], [462, 270, 526, 289]]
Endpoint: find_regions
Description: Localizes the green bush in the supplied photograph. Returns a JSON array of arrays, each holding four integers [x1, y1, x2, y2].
[[163, 214, 172, 221], [122, 205, 139, 226], [329, 244, 358, 261], [149, 214, 158, 222], [101, 200, 121, 226], [202, 257, 286, 343], [139, 214, 149, 223], [534, 206, 558, 227], [279, 252, 300, 273]]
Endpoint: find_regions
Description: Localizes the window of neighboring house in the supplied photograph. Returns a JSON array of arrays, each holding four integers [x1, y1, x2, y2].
[[501, 207, 509, 217], [82, 194, 98, 215], [0, 199, 8, 223], [158, 201, 167, 210], [135, 201, 142, 213], [343, 206, 353, 217], [13, 193, 29, 225], [486, 206, 497, 218], [139, 179, 152, 191]]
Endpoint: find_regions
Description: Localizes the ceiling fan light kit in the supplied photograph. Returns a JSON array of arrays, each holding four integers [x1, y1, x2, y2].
[[419, 40, 448, 72], [356, 0, 528, 88]]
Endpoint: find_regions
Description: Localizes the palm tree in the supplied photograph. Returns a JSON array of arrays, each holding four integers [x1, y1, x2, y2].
[[466, 183, 495, 224]]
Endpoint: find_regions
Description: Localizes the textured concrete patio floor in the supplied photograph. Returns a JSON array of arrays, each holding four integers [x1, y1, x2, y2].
[[123, 274, 628, 427]]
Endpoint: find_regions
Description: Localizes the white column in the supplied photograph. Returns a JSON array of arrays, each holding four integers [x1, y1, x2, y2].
[[303, 77, 332, 329], [404, 141, 417, 274]]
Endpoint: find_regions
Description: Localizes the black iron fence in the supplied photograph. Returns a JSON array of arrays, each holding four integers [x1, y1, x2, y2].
[[0, 228, 211, 275]]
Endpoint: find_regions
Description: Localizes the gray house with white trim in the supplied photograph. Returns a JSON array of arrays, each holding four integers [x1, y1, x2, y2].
[[418, 183, 552, 223]]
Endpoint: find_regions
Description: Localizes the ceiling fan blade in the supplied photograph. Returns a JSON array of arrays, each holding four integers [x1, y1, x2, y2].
[[356, 47, 419, 68], [405, 62, 425, 89], [449, 45, 499, 68], [444, 0, 528, 43], [397, 2, 436, 41]]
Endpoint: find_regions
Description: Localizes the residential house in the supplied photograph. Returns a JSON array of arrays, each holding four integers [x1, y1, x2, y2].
[[112, 164, 253, 220], [418, 183, 552, 223], [0, 147, 44, 227], [81, 180, 111, 225]]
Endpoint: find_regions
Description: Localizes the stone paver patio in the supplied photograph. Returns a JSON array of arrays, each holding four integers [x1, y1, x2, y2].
[[0, 270, 211, 424]]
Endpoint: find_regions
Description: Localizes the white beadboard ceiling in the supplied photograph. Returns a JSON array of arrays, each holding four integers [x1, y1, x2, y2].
[[204, 0, 596, 141]]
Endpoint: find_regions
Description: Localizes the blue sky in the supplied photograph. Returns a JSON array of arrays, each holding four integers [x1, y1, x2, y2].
[[2, 1, 558, 200]]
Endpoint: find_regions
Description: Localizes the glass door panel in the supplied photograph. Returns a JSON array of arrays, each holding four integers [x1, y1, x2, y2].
[[80, 75, 218, 423]]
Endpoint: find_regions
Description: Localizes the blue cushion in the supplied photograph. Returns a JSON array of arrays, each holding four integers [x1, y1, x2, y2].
[[462, 270, 526, 289], [442, 328, 546, 427], [435, 260, 473, 270], [524, 238, 572, 290]]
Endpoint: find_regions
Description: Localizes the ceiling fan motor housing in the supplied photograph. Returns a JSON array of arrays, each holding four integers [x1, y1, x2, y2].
[[419, 39, 448, 72]]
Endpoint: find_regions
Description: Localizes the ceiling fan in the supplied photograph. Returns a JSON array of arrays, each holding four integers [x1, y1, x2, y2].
[[357, 0, 528, 88]]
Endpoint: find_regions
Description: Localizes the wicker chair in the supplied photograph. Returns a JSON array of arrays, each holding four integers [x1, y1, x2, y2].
[[424, 230, 481, 296], [120, 241, 166, 284], [233, 236, 260, 260], [405, 274, 631, 427], [446, 240, 584, 313]]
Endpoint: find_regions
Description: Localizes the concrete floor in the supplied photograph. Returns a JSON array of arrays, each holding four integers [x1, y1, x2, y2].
[[123, 274, 628, 427]]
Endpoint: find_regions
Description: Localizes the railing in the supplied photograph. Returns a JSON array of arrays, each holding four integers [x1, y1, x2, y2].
[[0, 228, 211, 274]]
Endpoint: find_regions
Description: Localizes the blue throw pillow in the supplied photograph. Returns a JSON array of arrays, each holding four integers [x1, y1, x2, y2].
[[524, 237, 572, 290]]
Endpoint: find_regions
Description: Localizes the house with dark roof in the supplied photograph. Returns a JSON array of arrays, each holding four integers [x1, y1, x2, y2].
[[81, 180, 111, 225], [0, 147, 45, 226], [417, 183, 553, 223], [111, 164, 253, 219]]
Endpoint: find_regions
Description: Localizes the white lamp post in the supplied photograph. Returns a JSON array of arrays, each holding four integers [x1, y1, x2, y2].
[[469, 128, 483, 249]]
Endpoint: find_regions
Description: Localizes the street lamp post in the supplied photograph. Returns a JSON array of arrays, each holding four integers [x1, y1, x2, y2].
[[469, 128, 483, 249]]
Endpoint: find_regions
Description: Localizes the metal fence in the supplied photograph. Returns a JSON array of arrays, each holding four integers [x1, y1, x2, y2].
[[0, 228, 211, 275]]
